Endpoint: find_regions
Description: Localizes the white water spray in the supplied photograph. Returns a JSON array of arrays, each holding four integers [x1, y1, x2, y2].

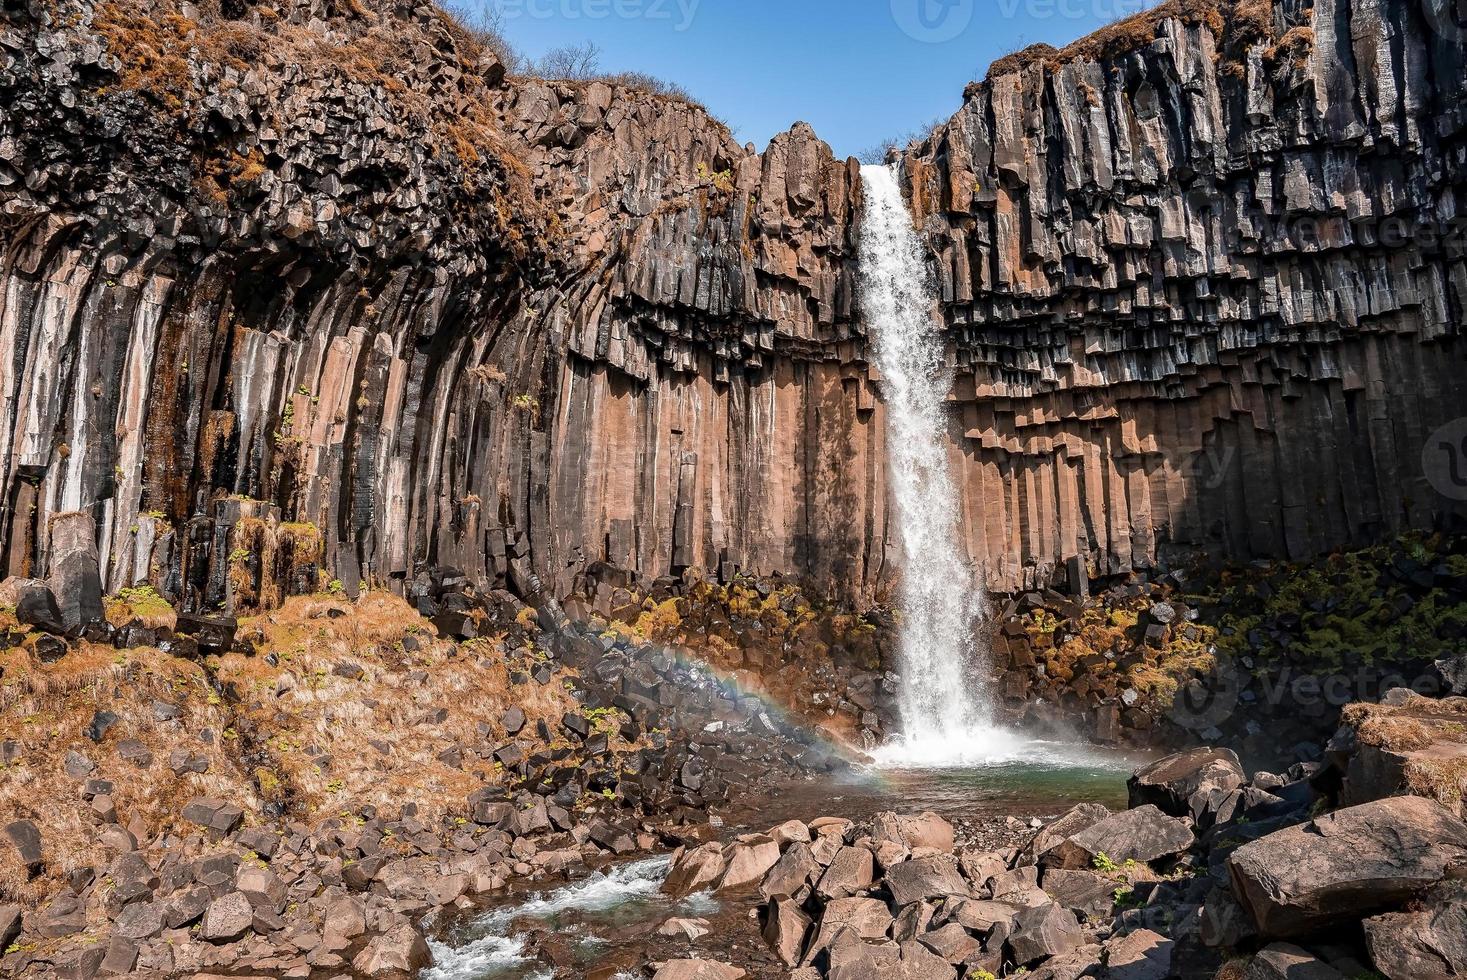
[[860, 164, 1029, 768]]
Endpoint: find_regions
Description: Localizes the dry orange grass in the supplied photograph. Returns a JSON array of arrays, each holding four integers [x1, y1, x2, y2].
[[215, 592, 594, 824], [0, 643, 251, 904], [0, 590, 612, 906]]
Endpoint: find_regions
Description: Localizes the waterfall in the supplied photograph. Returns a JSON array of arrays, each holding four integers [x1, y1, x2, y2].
[[860, 164, 1021, 767]]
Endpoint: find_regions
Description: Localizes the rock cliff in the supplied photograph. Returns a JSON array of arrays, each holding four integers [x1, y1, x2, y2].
[[1, 0, 1464, 611]]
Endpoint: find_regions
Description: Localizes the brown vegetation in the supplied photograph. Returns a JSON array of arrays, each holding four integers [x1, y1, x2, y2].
[[0, 590, 614, 904], [984, 0, 1279, 81]]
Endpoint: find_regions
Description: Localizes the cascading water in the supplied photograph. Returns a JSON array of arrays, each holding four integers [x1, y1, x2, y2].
[[860, 164, 1028, 767]]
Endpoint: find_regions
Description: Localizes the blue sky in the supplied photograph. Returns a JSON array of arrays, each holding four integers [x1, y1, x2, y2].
[[476, 0, 1149, 159]]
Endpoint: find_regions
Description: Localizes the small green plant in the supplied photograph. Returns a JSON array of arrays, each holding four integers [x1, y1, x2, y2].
[[1092, 852, 1120, 873]]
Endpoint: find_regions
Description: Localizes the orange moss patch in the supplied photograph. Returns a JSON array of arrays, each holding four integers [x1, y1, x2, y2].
[[0, 644, 248, 904], [216, 592, 594, 823], [985, 0, 1276, 80]]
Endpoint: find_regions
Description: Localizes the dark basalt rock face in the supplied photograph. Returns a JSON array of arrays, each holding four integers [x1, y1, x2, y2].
[[1, 0, 1464, 612], [898, 0, 1467, 589]]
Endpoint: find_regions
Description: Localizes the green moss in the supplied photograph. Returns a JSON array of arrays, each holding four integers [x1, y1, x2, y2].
[[1213, 533, 1467, 671]]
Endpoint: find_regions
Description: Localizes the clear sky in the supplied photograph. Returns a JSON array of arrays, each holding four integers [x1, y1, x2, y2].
[[475, 0, 1151, 159]]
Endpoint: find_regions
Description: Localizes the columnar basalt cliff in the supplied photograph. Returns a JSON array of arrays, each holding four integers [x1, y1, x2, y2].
[[1, 0, 1464, 613], [900, 0, 1467, 590]]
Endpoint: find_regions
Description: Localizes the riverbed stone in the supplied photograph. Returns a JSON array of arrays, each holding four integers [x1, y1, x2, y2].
[[815, 845, 875, 900], [885, 854, 970, 906], [1066, 805, 1194, 865], [1008, 902, 1083, 965], [1227, 796, 1467, 937]]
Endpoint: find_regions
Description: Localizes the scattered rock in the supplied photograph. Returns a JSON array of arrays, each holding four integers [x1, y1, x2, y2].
[[1228, 796, 1467, 937]]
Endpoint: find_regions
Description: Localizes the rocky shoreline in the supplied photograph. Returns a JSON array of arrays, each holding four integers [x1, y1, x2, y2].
[[644, 698, 1467, 980], [4, 529, 1466, 978]]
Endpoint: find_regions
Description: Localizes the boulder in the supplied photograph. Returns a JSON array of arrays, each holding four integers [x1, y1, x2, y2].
[[1026, 945, 1103, 980], [806, 896, 894, 960], [1242, 943, 1345, 980], [113, 901, 165, 941], [173, 613, 238, 656], [651, 961, 745, 980], [663, 842, 725, 897], [0, 905, 21, 951], [1228, 796, 1467, 937], [918, 921, 981, 963], [180, 797, 244, 837], [769, 820, 812, 846], [1008, 902, 1083, 965], [1101, 928, 1174, 980], [200, 891, 253, 943], [1066, 805, 1194, 865], [814, 845, 875, 900], [1040, 868, 1118, 922], [717, 837, 781, 891], [14, 582, 66, 635], [944, 898, 1021, 934], [871, 811, 955, 853], [760, 841, 819, 900], [1130, 748, 1246, 817], [763, 896, 812, 966], [47, 512, 105, 633], [658, 917, 712, 941], [884, 854, 970, 906], [1027, 803, 1113, 869], [3, 819, 43, 870], [1362, 883, 1467, 979], [351, 923, 432, 976]]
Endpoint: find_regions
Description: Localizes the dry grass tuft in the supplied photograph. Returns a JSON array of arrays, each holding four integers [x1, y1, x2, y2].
[[984, 0, 1278, 81], [0, 645, 247, 903], [1404, 756, 1467, 809], [215, 592, 592, 824], [0, 590, 607, 905]]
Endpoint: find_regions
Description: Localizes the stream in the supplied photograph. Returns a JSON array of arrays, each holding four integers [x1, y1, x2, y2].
[[423, 745, 1143, 980]]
